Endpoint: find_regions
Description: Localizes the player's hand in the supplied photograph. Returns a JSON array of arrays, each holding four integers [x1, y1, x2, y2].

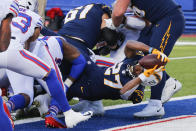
[[129, 89, 144, 104], [143, 65, 165, 77], [150, 49, 170, 63], [104, 18, 117, 30]]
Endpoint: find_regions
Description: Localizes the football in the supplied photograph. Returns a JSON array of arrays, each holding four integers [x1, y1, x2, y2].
[[139, 54, 167, 69]]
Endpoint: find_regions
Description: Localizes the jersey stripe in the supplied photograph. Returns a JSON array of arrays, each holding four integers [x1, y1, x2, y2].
[[19, 50, 50, 72], [45, 46, 65, 91], [9, 8, 18, 17], [96, 60, 114, 67]]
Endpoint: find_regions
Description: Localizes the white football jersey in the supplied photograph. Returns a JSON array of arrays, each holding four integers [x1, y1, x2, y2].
[[11, 7, 43, 43], [37, 36, 64, 65], [110, 27, 140, 62], [0, 0, 19, 25]]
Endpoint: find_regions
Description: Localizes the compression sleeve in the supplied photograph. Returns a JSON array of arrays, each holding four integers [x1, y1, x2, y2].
[[69, 54, 86, 79]]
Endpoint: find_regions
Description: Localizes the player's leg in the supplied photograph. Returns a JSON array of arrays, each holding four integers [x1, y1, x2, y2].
[[45, 98, 66, 128], [71, 54, 114, 116], [149, 12, 184, 101], [6, 70, 34, 113], [134, 12, 185, 118], [0, 48, 78, 126], [0, 96, 13, 131], [34, 44, 92, 128]]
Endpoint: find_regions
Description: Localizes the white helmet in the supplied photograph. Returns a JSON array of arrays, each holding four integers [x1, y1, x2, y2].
[[19, 0, 39, 13]]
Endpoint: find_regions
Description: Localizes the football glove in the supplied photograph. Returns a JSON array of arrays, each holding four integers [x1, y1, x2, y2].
[[129, 89, 144, 104], [144, 65, 165, 77], [139, 65, 165, 81], [149, 48, 170, 63]]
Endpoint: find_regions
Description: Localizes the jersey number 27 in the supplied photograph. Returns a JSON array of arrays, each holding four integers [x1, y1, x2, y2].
[[104, 62, 123, 89]]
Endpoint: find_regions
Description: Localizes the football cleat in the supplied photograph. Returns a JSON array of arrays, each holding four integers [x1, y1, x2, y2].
[[34, 94, 51, 117], [3, 102, 14, 129], [161, 77, 182, 104], [71, 100, 90, 112], [133, 99, 165, 119], [64, 109, 93, 128], [81, 100, 105, 116], [45, 113, 66, 128]]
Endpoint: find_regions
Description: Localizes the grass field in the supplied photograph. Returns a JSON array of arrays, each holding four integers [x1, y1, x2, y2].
[[98, 42, 196, 106], [178, 37, 196, 42]]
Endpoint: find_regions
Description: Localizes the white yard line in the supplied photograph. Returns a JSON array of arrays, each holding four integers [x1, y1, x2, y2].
[[15, 95, 196, 125], [101, 115, 196, 131], [170, 56, 196, 60], [175, 42, 196, 45], [104, 95, 196, 110]]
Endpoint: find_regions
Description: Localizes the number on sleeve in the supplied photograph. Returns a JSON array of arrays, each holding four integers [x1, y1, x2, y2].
[[12, 13, 32, 33]]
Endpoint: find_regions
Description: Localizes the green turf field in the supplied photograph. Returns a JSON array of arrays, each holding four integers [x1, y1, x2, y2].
[[178, 37, 196, 42]]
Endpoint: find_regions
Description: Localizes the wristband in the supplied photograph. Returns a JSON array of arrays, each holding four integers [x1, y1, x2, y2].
[[64, 78, 73, 87], [138, 73, 147, 82], [148, 47, 153, 54]]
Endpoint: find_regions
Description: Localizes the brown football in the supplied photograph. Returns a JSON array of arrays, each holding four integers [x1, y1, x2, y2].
[[139, 54, 167, 69]]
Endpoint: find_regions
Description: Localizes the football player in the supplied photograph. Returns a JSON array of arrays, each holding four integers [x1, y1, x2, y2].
[[110, 0, 184, 118], [0, 0, 19, 130], [0, 0, 92, 128], [35, 39, 166, 128], [40, 3, 126, 116], [41, 4, 120, 56]]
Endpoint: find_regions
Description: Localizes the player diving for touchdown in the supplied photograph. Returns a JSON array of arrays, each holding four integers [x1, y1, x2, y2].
[[33, 35, 168, 128]]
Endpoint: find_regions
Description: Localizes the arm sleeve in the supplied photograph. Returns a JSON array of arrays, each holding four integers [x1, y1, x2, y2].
[[69, 54, 86, 79]]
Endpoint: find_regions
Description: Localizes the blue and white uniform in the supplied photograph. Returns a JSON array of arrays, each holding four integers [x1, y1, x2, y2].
[[0, 0, 19, 130]]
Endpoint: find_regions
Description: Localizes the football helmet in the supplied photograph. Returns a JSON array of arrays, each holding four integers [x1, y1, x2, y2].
[[18, 0, 38, 13]]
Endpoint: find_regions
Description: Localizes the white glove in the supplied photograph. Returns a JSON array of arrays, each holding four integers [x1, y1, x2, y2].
[[150, 48, 170, 62], [64, 78, 73, 88], [104, 18, 117, 30], [139, 65, 164, 86]]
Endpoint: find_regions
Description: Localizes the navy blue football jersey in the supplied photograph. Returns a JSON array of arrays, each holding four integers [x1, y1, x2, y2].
[[130, 0, 180, 23], [66, 56, 142, 101], [58, 4, 110, 49]]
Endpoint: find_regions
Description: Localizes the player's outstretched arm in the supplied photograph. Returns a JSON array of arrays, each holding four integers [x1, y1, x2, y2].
[[0, 14, 14, 52], [120, 77, 142, 95], [125, 40, 169, 62], [112, 0, 130, 27], [60, 37, 86, 87], [125, 40, 151, 54], [120, 65, 165, 99]]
